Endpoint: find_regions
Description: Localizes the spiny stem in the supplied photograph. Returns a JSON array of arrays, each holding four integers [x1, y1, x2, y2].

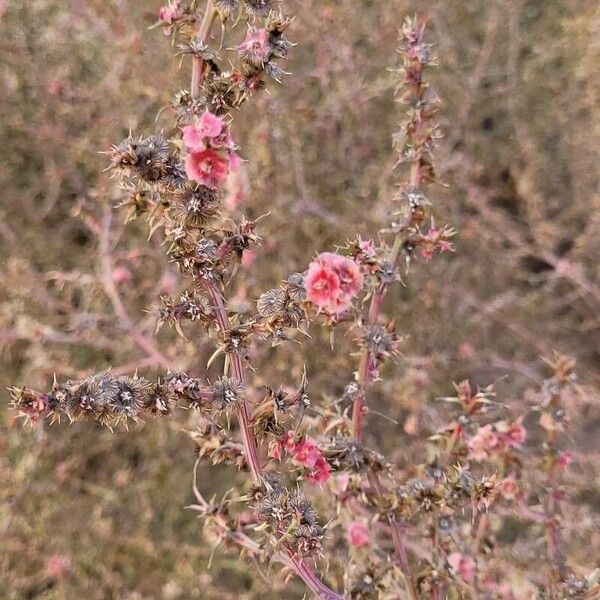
[[204, 280, 263, 481], [191, 0, 216, 98]]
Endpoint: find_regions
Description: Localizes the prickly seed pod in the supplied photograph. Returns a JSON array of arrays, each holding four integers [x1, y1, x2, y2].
[[206, 76, 240, 114], [242, 0, 272, 19], [115, 184, 153, 219], [322, 436, 386, 473], [360, 323, 398, 356], [170, 183, 221, 226], [110, 134, 171, 182], [215, 0, 239, 17], [211, 376, 244, 413], [67, 376, 112, 423], [291, 523, 323, 557], [269, 35, 291, 60], [375, 260, 400, 286], [288, 490, 317, 526], [265, 11, 293, 35], [110, 376, 152, 421], [285, 272, 306, 302], [257, 288, 287, 317], [142, 383, 178, 416], [256, 488, 290, 526], [172, 90, 207, 123]]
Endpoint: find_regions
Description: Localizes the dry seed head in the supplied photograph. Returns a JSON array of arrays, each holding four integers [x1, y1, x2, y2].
[[211, 376, 245, 413], [242, 0, 273, 19]]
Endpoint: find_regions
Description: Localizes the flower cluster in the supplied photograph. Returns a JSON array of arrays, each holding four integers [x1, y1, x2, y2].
[[182, 111, 240, 189], [269, 432, 331, 485], [467, 420, 527, 461]]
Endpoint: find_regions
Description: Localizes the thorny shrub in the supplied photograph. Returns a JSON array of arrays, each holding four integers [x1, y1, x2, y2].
[[6, 1, 600, 599]]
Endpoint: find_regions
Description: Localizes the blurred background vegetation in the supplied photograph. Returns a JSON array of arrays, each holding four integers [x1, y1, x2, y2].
[[1, 0, 599, 598]]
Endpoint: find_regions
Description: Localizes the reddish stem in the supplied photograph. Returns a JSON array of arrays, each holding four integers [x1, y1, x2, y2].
[[191, 0, 216, 98], [190, 6, 345, 597], [204, 280, 263, 481]]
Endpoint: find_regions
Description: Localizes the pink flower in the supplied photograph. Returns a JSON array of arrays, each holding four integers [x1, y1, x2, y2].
[[46, 78, 64, 97], [557, 451, 574, 470], [499, 474, 520, 501], [293, 438, 321, 469], [268, 430, 296, 461], [159, 272, 178, 294], [241, 249, 256, 269], [158, 2, 183, 24], [185, 148, 229, 189], [305, 252, 363, 314], [504, 423, 526, 447], [358, 238, 375, 258], [268, 438, 283, 461], [468, 424, 500, 460], [280, 430, 297, 453], [457, 342, 474, 359], [112, 266, 132, 285], [236, 27, 271, 64], [305, 260, 341, 312], [447, 552, 476, 582], [182, 112, 225, 149], [327, 253, 363, 300], [228, 150, 242, 170], [347, 522, 369, 547], [305, 456, 330, 485], [44, 554, 71, 580]]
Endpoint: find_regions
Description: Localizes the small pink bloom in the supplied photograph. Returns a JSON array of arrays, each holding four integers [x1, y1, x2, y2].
[[280, 430, 297, 453], [347, 522, 369, 547], [159, 272, 178, 294], [468, 424, 500, 460], [358, 238, 375, 258], [293, 438, 321, 469], [457, 342, 474, 359], [305, 456, 330, 485], [268, 438, 283, 461], [305, 252, 363, 314], [185, 148, 229, 189], [404, 413, 419, 436], [112, 266, 132, 285], [241, 249, 256, 269], [499, 474, 520, 501], [44, 554, 71, 580], [158, 2, 183, 24], [447, 552, 476, 582], [504, 423, 526, 447], [182, 112, 225, 149], [236, 27, 271, 63], [46, 78, 64, 97], [557, 451, 574, 470], [228, 150, 242, 170], [305, 260, 341, 313], [327, 253, 363, 300]]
